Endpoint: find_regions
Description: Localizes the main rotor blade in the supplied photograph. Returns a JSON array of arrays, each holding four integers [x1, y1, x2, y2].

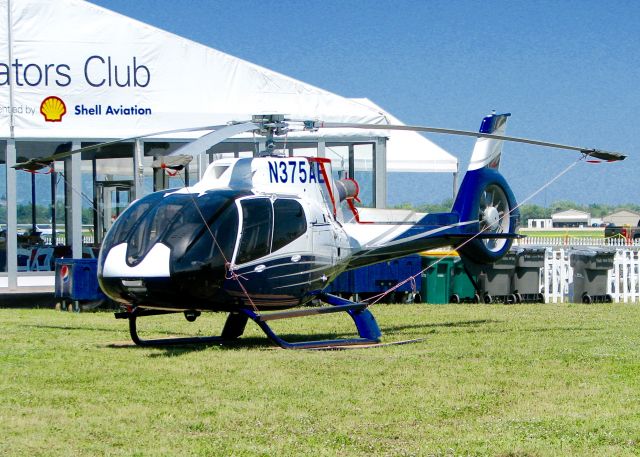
[[12, 123, 237, 171], [168, 122, 259, 157], [312, 121, 627, 161]]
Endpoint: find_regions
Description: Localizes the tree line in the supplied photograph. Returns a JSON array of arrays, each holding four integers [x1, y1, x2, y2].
[[394, 200, 640, 222], [0, 204, 95, 225]]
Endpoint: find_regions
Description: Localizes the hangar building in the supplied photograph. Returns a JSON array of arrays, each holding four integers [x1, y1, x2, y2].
[[603, 210, 640, 227]]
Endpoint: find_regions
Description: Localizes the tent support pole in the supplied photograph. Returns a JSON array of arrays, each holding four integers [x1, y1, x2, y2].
[[70, 141, 83, 259], [348, 144, 355, 179], [374, 138, 387, 208], [452, 170, 459, 199], [134, 139, 144, 200], [6, 140, 17, 287], [7, 0, 15, 139], [197, 153, 208, 180]]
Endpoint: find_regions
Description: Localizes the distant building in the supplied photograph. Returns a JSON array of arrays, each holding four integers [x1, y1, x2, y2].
[[603, 210, 640, 227], [551, 209, 591, 228], [527, 218, 553, 229]]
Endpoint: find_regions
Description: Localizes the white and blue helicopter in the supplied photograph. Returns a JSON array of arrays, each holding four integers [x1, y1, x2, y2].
[[16, 113, 626, 348]]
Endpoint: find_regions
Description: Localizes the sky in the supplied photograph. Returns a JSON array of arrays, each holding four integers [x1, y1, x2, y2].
[[89, 0, 640, 207]]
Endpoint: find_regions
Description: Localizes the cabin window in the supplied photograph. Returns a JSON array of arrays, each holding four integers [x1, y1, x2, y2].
[[272, 200, 307, 252], [236, 198, 273, 264], [235, 198, 308, 264]]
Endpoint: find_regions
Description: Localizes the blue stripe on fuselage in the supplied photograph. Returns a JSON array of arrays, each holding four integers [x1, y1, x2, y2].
[[224, 254, 342, 307]]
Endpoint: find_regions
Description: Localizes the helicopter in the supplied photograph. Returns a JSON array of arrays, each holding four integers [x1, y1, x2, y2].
[[15, 112, 626, 349]]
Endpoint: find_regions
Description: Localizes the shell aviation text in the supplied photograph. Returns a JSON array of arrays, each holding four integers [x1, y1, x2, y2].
[[75, 104, 152, 116]]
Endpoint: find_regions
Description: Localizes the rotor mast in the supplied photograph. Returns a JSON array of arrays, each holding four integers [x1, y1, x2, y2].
[[252, 114, 289, 156]]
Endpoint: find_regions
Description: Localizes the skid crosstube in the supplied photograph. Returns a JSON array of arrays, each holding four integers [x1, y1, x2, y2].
[[114, 292, 382, 349]]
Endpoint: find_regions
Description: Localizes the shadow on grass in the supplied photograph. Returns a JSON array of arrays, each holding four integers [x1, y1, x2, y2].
[[105, 328, 432, 355], [20, 324, 119, 333], [488, 325, 605, 334], [106, 335, 275, 356], [382, 318, 501, 334], [104, 319, 504, 356], [384, 319, 605, 336]]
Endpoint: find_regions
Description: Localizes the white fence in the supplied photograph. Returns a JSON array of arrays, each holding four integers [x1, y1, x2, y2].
[[543, 248, 572, 303], [541, 247, 640, 303], [516, 237, 640, 247]]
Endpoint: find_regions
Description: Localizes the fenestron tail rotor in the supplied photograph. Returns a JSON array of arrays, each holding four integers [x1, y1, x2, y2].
[[478, 184, 511, 252]]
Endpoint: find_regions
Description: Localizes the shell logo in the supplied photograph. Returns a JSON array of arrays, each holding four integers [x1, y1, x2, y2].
[[40, 96, 67, 122]]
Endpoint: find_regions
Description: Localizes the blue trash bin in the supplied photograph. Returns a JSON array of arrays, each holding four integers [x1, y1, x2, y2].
[[325, 255, 422, 303], [55, 258, 106, 311]]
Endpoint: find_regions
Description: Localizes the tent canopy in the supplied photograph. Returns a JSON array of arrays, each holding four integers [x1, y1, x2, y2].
[[0, 0, 456, 172], [350, 99, 457, 172]]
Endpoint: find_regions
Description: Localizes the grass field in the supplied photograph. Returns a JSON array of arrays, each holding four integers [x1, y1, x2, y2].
[[519, 228, 604, 238], [2, 303, 640, 456]]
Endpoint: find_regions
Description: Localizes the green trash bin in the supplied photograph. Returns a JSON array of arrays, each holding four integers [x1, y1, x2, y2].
[[450, 258, 479, 303], [421, 256, 454, 304]]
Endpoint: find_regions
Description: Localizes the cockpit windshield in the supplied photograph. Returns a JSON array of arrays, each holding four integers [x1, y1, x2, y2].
[[102, 189, 245, 272]]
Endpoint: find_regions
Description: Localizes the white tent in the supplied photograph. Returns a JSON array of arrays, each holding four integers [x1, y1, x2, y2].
[[350, 98, 457, 173], [0, 0, 456, 172]]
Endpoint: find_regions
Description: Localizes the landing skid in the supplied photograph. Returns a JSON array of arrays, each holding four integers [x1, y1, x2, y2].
[[114, 308, 250, 347], [114, 293, 382, 350]]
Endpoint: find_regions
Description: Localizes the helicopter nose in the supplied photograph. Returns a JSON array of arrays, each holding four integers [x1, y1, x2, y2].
[[101, 242, 171, 278], [99, 241, 230, 308]]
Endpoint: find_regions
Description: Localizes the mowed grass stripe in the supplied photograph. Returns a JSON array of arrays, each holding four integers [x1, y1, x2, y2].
[[1, 304, 640, 456]]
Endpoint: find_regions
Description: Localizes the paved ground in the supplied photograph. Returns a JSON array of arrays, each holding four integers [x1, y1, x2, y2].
[[0, 292, 56, 308]]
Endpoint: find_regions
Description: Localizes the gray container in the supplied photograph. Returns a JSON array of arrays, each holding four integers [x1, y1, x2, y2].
[[569, 249, 615, 303], [477, 249, 518, 303], [513, 247, 546, 303]]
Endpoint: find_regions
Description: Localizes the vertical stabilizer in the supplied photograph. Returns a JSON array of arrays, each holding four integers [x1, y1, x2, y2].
[[451, 112, 519, 264], [467, 112, 511, 171]]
